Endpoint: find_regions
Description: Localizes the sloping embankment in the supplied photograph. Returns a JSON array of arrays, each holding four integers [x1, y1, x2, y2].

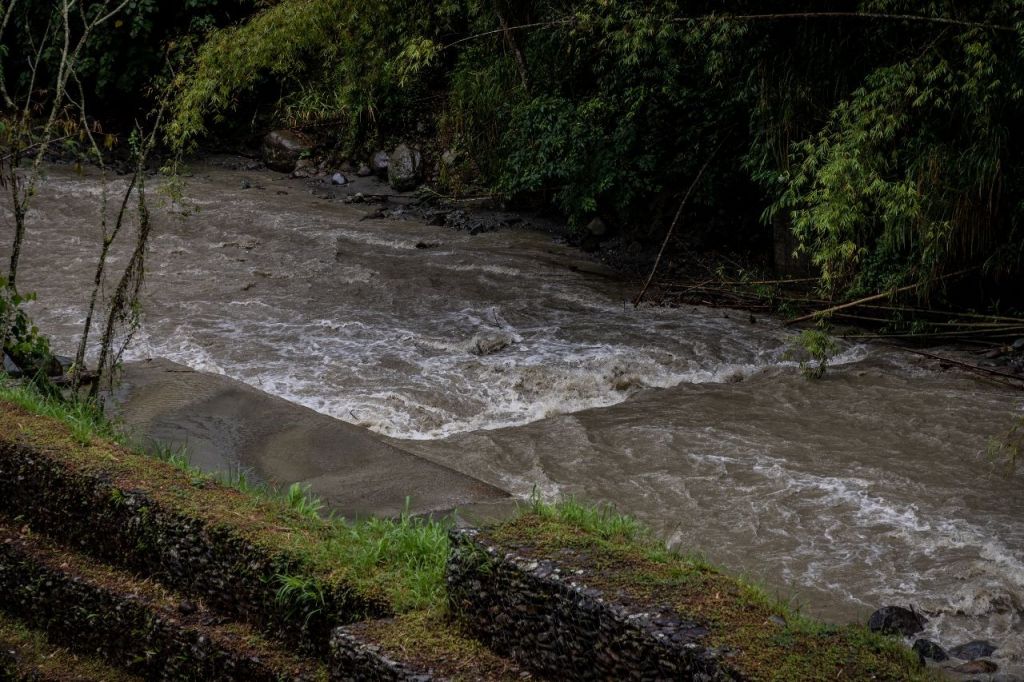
[[0, 397, 931, 680]]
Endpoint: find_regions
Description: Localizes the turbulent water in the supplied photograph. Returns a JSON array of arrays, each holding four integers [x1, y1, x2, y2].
[[8, 160, 1024, 675]]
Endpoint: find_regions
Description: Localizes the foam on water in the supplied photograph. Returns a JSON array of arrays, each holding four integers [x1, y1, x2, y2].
[[120, 301, 869, 440]]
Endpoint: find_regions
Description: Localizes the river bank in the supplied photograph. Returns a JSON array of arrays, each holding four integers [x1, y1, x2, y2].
[[108, 357, 513, 520], [5, 158, 1024, 677], [0, 389, 933, 680]]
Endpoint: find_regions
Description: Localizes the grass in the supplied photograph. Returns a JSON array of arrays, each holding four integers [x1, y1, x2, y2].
[[0, 377, 451, 613]]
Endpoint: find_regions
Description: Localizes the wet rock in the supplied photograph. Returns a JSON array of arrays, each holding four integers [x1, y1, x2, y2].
[[53, 355, 73, 376], [867, 605, 926, 637], [388, 144, 424, 192], [471, 332, 513, 356], [441, 148, 461, 168], [913, 638, 948, 663], [331, 172, 348, 186], [370, 150, 390, 178], [261, 130, 310, 173], [356, 163, 373, 177], [1012, 337, 1024, 351], [950, 660, 998, 675], [3, 353, 23, 378], [291, 158, 315, 178], [587, 217, 609, 237], [949, 640, 997, 661]]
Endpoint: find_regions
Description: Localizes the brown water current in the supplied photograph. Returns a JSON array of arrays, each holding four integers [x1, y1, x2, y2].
[[5, 159, 1024, 675]]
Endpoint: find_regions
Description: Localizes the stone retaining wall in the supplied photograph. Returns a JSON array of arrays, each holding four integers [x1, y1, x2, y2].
[[0, 525, 324, 680], [329, 628, 432, 682], [0, 440, 384, 651], [446, 528, 730, 681]]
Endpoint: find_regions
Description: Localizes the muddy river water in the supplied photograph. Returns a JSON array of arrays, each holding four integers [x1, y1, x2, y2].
[[8, 160, 1024, 675]]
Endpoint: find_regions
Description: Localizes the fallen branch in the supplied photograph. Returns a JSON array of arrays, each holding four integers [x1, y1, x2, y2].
[[785, 269, 974, 325], [634, 146, 720, 306]]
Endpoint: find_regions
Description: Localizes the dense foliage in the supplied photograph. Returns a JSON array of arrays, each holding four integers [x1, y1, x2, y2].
[[0, 0, 264, 125]]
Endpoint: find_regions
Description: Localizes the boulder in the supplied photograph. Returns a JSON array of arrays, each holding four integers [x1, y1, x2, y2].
[[261, 130, 310, 173], [912, 639, 948, 663], [950, 660, 998, 675], [356, 163, 373, 177], [949, 640, 997, 661], [441, 149, 461, 168], [3, 353, 23, 378], [53, 355, 73, 376], [388, 144, 424, 192], [471, 332, 514, 356], [370, 150, 390, 178], [586, 216, 609, 238], [331, 172, 348, 186], [291, 158, 315, 178], [867, 606, 926, 637]]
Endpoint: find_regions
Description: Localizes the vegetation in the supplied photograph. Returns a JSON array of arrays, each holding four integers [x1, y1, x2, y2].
[[790, 328, 841, 379], [159, 0, 1024, 309], [0, 375, 449, 612]]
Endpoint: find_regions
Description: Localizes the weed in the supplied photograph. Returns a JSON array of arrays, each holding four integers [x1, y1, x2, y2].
[[285, 483, 324, 520], [786, 328, 839, 379]]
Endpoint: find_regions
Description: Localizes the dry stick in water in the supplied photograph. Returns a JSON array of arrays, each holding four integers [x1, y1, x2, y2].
[[634, 148, 719, 307]]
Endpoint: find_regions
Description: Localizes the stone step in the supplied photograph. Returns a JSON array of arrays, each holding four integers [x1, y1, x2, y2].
[[0, 611, 141, 682], [330, 612, 536, 681], [447, 520, 927, 681], [0, 519, 327, 681], [0, 404, 387, 652]]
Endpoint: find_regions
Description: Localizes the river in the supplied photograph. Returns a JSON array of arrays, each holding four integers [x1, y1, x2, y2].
[[8, 159, 1024, 676]]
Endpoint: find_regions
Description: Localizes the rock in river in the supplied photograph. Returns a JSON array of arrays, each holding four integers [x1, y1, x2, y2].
[[388, 144, 423, 192], [471, 332, 514, 356], [913, 638, 948, 663], [262, 130, 310, 173], [867, 605, 926, 637], [950, 660, 998, 675], [949, 640, 997, 661]]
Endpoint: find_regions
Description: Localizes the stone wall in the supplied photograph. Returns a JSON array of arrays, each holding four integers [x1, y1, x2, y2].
[[446, 528, 730, 681], [0, 440, 384, 652]]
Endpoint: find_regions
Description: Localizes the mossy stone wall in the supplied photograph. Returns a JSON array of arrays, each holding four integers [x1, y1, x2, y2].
[[446, 528, 726, 681]]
